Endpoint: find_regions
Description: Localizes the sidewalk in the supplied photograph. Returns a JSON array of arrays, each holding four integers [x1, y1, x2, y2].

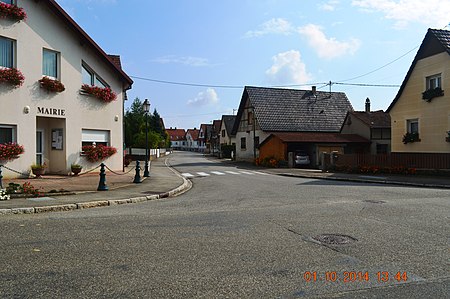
[[0, 156, 191, 215]]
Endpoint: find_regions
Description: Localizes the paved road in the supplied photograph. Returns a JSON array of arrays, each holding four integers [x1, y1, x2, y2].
[[1, 152, 449, 298]]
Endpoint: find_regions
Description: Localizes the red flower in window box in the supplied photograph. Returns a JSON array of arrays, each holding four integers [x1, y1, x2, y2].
[[39, 77, 65, 93], [0, 2, 26, 21], [0, 142, 25, 161], [0, 68, 25, 88], [82, 145, 117, 163], [81, 84, 117, 103]]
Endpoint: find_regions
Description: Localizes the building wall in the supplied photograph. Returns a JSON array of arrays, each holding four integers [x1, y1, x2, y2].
[[259, 136, 286, 161], [219, 121, 232, 145], [390, 52, 450, 152], [0, 1, 126, 178]]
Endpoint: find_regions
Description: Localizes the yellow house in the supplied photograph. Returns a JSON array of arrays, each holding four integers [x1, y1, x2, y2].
[[387, 29, 450, 153]]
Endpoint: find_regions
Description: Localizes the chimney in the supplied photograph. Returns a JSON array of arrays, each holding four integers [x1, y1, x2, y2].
[[365, 97, 371, 112], [312, 86, 316, 94]]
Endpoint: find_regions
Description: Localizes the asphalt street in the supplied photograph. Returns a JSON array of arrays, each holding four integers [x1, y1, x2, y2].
[[1, 151, 449, 298]]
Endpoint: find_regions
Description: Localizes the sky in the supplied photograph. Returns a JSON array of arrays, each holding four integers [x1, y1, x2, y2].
[[56, 0, 450, 130]]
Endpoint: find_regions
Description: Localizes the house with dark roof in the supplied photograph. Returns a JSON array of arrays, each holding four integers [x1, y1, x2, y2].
[[341, 98, 391, 154], [231, 86, 369, 166], [387, 28, 450, 153], [0, 0, 132, 178], [219, 115, 236, 158], [166, 128, 186, 150]]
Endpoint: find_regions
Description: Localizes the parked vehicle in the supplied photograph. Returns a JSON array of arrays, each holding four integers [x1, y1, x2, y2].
[[295, 151, 310, 167]]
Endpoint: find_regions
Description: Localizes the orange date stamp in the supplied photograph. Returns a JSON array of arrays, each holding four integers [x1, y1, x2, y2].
[[303, 271, 408, 283]]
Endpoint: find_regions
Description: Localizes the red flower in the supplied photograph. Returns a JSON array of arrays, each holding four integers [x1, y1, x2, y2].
[[0, 68, 25, 88], [0, 143, 25, 161], [81, 84, 117, 103], [82, 145, 117, 162], [39, 77, 65, 92], [0, 2, 26, 21]]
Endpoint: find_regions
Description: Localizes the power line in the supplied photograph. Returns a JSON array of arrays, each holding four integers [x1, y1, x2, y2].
[[333, 82, 400, 88], [130, 75, 243, 89]]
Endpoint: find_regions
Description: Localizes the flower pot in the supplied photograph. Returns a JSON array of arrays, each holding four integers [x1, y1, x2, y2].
[[31, 168, 45, 178], [71, 167, 82, 176]]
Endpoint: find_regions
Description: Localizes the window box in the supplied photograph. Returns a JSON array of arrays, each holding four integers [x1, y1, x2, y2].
[[0, 2, 26, 21], [81, 144, 117, 163], [80, 84, 117, 103], [422, 87, 444, 102], [0, 142, 24, 161], [402, 132, 420, 144], [0, 68, 24, 88], [39, 77, 65, 93]]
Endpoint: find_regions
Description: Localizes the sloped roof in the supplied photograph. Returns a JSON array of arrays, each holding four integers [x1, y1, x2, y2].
[[270, 132, 370, 143], [186, 129, 199, 141], [45, 0, 133, 89], [166, 129, 186, 141], [213, 120, 221, 133], [348, 111, 391, 128], [232, 86, 353, 134], [221, 115, 236, 136], [387, 28, 450, 112]]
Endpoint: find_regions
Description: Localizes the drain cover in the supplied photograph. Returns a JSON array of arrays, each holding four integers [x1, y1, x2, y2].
[[312, 234, 357, 245]]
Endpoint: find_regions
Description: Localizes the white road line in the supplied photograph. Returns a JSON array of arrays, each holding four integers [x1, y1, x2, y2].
[[252, 171, 270, 175], [197, 172, 210, 176], [211, 171, 226, 175], [239, 171, 255, 175], [225, 171, 240, 175], [181, 173, 194, 177]]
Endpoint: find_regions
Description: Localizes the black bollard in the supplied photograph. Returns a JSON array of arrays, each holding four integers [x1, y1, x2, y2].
[[97, 163, 108, 191], [133, 160, 142, 183], [0, 166, 3, 189]]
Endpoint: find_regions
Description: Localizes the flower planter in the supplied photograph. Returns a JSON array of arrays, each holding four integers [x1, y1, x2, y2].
[[0, 68, 25, 88], [0, 143, 25, 161], [39, 77, 65, 93], [0, 2, 26, 21], [31, 167, 45, 178], [71, 167, 82, 175], [80, 84, 117, 102], [422, 87, 444, 102]]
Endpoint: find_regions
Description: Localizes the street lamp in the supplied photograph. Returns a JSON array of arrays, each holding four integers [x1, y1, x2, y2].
[[143, 98, 150, 177]]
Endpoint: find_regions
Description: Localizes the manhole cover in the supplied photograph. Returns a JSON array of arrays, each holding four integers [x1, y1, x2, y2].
[[363, 199, 386, 204], [312, 234, 357, 245]]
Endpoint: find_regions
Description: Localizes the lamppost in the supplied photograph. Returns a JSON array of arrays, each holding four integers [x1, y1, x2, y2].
[[143, 98, 150, 177], [251, 106, 256, 161]]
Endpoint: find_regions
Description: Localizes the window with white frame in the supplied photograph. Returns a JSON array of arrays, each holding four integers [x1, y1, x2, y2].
[[426, 74, 441, 90], [43, 49, 59, 78], [0, 36, 14, 68], [82, 62, 107, 87], [407, 119, 419, 134], [0, 125, 16, 143]]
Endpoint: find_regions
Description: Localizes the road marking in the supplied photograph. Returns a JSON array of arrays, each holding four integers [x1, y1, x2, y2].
[[252, 171, 269, 175], [225, 171, 240, 175], [197, 172, 210, 176], [239, 171, 255, 175], [181, 173, 194, 177], [211, 171, 226, 175]]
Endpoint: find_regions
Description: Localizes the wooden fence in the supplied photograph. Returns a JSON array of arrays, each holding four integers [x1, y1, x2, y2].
[[335, 153, 450, 170]]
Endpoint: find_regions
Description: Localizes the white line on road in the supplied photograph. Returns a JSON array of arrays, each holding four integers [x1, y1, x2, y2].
[[239, 171, 255, 175], [210, 171, 226, 175], [197, 172, 210, 176], [252, 171, 270, 175], [181, 173, 194, 177], [225, 171, 240, 175]]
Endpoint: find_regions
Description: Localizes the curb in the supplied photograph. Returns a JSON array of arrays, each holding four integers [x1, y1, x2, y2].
[[0, 159, 192, 216], [275, 173, 450, 189]]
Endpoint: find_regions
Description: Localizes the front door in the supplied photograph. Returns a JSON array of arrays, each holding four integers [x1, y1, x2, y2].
[[36, 130, 44, 165]]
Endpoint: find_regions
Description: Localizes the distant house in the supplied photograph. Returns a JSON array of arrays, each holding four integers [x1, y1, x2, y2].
[[166, 128, 186, 150], [185, 128, 199, 151], [198, 124, 212, 153], [231, 86, 369, 166], [219, 115, 236, 146], [387, 28, 450, 153], [341, 98, 391, 154]]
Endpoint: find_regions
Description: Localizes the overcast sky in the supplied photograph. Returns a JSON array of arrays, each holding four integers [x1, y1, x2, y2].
[[57, 0, 450, 129]]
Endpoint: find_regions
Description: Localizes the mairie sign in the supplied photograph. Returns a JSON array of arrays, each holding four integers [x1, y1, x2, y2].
[[37, 107, 66, 116]]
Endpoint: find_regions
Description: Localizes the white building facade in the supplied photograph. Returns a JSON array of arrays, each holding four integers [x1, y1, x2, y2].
[[0, 0, 132, 178]]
